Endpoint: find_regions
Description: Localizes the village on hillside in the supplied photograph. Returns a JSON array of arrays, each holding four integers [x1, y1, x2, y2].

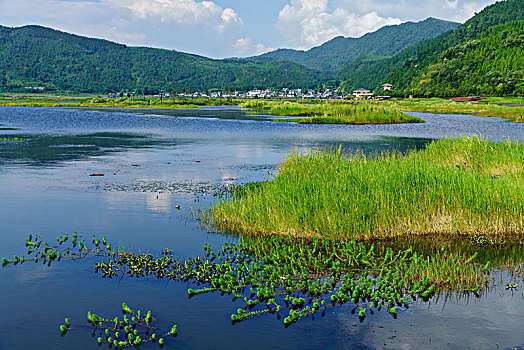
[[109, 84, 394, 100]]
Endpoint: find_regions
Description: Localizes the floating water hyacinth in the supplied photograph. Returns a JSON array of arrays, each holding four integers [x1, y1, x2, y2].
[[122, 303, 132, 314], [3, 231, 522, 337], [1, 137, 22, 141], [63, 303, 176, 348]]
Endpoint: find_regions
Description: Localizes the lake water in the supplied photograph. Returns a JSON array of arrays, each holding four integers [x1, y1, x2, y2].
[[0, 106, 523, 349]]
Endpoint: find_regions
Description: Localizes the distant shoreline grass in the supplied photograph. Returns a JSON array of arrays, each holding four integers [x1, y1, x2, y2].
[[241, 100, 423, 124], [207, 136, 523, 241], [0, 95, 237, 109], [1, 95, 522, 122], [397, 100, 524, 122]]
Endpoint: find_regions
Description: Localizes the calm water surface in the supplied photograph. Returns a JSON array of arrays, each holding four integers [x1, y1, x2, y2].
[[0, 106, 523, 349]]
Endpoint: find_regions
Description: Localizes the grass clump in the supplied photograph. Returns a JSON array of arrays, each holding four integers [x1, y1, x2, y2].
[[241, 100, 423, 124], [208, 136, 523, 240]]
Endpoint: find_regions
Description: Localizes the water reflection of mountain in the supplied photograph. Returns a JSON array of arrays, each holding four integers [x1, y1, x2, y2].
[[0, 132, 170, 166]]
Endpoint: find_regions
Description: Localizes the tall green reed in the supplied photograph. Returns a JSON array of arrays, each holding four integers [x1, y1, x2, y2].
[[209, 136, 523, 240]]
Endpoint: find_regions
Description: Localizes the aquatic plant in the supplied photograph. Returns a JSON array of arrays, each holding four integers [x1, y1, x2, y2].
[[89, 236, 449, 325], [3, 230, 519, 332], [1, 232, 117, 267], [207, 136, 523, 240], [0, 137, 22, 141], [64, 303, 176, 348]]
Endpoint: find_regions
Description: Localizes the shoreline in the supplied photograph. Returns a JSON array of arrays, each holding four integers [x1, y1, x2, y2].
[[1, 97, 522, 123]]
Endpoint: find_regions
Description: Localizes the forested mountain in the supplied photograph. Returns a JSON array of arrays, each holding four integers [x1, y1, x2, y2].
[[1, 0, 522, 96], [254, 18, 459, 71], [340, 0, 524, 94], [0, 25, 333, 93], [409, 20, 524, 96]]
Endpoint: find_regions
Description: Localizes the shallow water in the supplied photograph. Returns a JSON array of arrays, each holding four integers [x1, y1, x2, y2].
[[0, 106, 523, 349]]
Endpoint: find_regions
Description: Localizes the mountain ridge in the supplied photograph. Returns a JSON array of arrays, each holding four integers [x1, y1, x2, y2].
[[409, 20, 524, 96], [252, 18, 459, 71], [339, 0, 524, 94], [2, 0, 521, 97], [0, 24, 332, 93], [0, 17, 458, 94]]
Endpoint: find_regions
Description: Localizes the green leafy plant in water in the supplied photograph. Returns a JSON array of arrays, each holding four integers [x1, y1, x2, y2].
[[0, 137, 22, 142], [86, 235, 481, 326], [59, 318, 71, 335], [65, 303, 177, 349], [2, 232, 119, 268], [2, 232, 500, 330]]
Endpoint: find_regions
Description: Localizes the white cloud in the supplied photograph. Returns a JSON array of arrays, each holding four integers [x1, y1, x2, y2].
[[0, 0, 242, 37], [119, 0, 242, 32], [0, 0, 141, 41], [454, 1, 491, 22], [0, 0, 245, 56], [276, 0, 402, 49], [0, 0, 499, 57], [231, 37, 272, 56], [443, 0, 459, 10], [339, 0, 497, 23]]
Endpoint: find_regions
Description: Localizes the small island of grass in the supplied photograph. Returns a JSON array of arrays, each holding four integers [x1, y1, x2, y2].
[[241, 100, 423, 124], [208, 136, 523, 240]]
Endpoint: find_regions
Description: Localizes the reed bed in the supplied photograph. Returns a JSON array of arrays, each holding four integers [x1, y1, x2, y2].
[[209, 136, 523, 241], [241, 100, 423, 124]]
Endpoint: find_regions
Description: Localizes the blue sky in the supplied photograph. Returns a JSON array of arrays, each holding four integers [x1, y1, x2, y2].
[[0, 0, 498, 58]]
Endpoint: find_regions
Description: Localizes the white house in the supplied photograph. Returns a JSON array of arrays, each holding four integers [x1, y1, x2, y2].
[[382, 83, 393, 91], [246, 90, 262, 98], [353, 88, 373, 98]]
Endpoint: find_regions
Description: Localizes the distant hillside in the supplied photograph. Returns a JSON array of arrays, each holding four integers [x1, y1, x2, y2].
[[339, 0, 524, 94], [410, 20, 524, 96], [255, 18, 459, 71], [0, 25, 332, 94]]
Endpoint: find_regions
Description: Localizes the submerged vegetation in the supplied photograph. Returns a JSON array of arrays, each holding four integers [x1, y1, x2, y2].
[[208, 136, 523, 240], [240, 100, 423, 124]]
